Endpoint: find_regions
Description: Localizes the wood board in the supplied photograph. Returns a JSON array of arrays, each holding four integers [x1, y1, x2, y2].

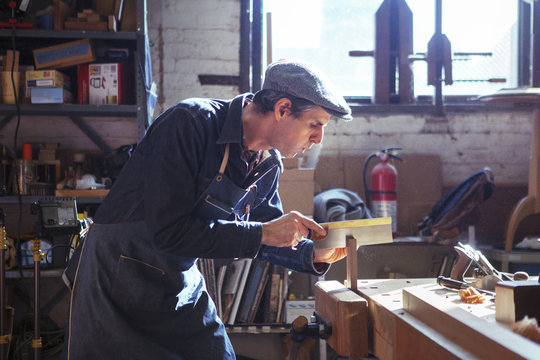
[[402, 283, 540, 359], [55, 189, 109, 197]]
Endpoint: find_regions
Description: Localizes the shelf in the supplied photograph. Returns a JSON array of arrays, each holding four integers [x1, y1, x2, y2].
[[5, 268, 64, 279], [225, 323, 290, 334], [0, 104, 138, 117], [0, 29, 139, 40], [0, 195, 106, 205]]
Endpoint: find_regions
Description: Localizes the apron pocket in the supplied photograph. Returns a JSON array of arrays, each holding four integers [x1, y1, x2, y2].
[[112, 254, 180, 311]]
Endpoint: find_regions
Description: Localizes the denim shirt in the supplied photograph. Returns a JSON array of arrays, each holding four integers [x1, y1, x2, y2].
[[94, 94, 328, 276]]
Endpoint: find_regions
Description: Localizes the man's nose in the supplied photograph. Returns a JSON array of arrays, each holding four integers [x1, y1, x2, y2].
[[311, 127, 324, 144]]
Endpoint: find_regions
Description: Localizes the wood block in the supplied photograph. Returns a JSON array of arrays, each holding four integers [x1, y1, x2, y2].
[[120, 0, 137, 31], [495, 280, 540, 324], [53, 0, 71, 30], [315, 280, 368, 358], [64, 21, 108, 32], [96, 0, 115, 16], [3, 50, 19, 72], [108, 15, 117, 32]]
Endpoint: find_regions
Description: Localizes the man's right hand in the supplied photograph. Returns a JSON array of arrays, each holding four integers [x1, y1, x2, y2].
[[261, 211, 327, 248]]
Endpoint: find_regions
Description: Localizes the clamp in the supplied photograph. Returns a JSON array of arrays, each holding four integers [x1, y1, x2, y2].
[[290, 311, 332, 343]]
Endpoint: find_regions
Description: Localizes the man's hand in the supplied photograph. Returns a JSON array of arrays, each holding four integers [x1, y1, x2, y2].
[[311, 229, 347, 263], [261, 211, 326, 248], [313, 247, 347, 263]]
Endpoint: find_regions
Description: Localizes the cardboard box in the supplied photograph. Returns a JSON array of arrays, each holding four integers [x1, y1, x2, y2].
[[78, 63, 127, 104], [33, 39, 95, 70], [30, 87, 72, 104], [284, 300, 315, 323], [26, 70, 69, 88], [279, 168, 315, 215]]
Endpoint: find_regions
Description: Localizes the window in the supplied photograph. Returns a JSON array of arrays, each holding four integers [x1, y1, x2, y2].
[[264, 0, 518, 100]]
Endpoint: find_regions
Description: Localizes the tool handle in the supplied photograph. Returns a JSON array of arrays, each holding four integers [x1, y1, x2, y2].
[[437, 276, 495, 297]]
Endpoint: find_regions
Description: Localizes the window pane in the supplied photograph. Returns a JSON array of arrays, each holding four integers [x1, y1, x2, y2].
[[264, 0, 518, 98], [264, 0, 383, 96]]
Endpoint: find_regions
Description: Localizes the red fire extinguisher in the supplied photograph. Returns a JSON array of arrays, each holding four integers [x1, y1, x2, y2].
[[363, 148, 404, 237]]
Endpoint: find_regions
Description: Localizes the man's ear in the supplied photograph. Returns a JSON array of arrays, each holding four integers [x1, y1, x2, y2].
[[274, 98, 292, 121]]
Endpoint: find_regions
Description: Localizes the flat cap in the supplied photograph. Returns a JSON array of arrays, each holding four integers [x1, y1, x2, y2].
[[262, 59, 352, 121]]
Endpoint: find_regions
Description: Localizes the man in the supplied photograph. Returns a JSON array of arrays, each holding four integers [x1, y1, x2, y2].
[[63, 59, 352, 359]]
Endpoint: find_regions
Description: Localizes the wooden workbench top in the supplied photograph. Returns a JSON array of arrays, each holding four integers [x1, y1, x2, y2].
[[351, 278, 540, 360]]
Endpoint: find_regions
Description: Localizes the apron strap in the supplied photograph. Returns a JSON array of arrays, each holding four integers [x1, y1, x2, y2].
[[218, 144, 230, 175]]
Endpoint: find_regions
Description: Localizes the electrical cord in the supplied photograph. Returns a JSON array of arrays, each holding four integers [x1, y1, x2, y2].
[[8, 27, 25, 281]]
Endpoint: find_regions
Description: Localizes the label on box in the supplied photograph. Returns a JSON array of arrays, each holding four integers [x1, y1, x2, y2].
[[87, 63, 125, 105], [26, 70, 67, 89]]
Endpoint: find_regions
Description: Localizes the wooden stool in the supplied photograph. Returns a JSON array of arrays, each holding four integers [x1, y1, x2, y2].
[[480, 88, 540, 251]]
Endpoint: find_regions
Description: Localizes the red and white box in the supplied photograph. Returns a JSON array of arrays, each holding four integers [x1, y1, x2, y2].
[[78, 63, 127, 105]]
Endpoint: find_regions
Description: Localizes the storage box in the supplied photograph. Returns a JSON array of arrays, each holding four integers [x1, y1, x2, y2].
[[30, 87, 72, 104], [284, 300, 315, 323], [33, 39, 95, 70], [279, 168, 315, 215], [78, 63, 127, 104], [26, 70, 69, 88]]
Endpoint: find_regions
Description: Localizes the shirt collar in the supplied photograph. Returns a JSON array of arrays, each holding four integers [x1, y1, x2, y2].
[[216, 93, 253, 145]]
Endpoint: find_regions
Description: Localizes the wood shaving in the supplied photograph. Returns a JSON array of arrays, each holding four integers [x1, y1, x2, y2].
[[458, 286, 487, 304], [512, 316, 540, 344]]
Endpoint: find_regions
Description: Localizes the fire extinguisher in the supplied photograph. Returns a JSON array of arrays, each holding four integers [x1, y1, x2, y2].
[[363, 148, 404, 237]]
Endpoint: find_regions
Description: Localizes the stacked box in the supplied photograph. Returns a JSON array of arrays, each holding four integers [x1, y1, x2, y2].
[[26, 70, 69, 88], [78, 63, 127, 105], [33, 39, 95, 70], [26, 70, 72, 104]]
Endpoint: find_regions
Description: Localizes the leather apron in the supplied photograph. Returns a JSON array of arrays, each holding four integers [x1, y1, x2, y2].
[[64, 144, 277, 359]]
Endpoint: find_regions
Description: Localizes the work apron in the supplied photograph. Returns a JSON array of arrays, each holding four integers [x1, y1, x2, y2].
[[64, 144, 277, 360]]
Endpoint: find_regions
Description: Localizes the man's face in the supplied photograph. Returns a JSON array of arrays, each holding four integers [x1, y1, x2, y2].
[[274, 105, 330, 158]]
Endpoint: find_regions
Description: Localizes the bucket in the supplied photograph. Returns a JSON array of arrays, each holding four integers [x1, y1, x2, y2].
[[1, 71, 21, 104]]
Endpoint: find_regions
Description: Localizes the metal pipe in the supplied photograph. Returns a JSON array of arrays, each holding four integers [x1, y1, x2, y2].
[[0, 250, 6, 360], [0, 210, 6, 360], [33, 241, 41, 360], [434, 0, 443, 116]]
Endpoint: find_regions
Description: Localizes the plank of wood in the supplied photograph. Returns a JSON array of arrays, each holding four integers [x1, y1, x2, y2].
[[64, 21, 108, 32], [402, 284, 540, 359], [55, 189, 109, 197], [346, 236, 358, 292], [314, 280, 368, 358]]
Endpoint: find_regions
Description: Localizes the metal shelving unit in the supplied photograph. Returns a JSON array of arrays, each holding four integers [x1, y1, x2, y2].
[[0, 0, 148, 153], [0, 0, 148, 200]]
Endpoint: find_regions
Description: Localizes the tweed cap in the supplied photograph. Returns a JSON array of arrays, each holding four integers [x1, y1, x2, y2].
[[262, 59, 352, 121]]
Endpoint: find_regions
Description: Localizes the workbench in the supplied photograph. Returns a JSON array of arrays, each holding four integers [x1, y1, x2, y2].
[[356, 278, 540, 360], [316, 278, 540, 360]]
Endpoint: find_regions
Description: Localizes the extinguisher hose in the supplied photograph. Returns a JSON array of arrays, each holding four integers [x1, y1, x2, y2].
[[363, 152, 379, 209]]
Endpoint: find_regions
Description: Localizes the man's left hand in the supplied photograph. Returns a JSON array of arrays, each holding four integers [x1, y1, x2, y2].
[[311, 228, 347, 264], [313, 247, 347, 264]]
